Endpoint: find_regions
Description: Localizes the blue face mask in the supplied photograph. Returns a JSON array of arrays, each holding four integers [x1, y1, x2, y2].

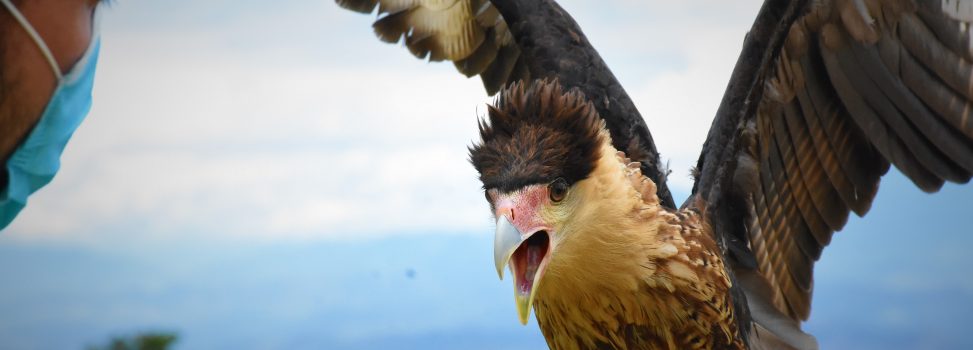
[[0, 0, 100, 229]]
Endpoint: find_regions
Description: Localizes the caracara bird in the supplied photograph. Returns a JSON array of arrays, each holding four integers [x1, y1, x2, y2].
[[337, 0, 973, 349]]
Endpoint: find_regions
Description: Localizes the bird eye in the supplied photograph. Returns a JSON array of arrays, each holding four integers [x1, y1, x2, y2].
[[549, 178, 568, 202]]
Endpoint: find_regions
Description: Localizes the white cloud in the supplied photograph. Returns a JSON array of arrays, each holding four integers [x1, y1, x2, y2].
[[628, 6, 762, 190], [6, 1, 765, 243]]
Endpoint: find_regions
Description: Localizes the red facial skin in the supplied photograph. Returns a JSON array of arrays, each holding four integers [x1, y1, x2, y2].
[[492, 184, 554, 291], [489, 184, 558, 324], [490, 184, 552, 236]]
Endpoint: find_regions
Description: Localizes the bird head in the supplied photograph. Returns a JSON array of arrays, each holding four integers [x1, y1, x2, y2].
[[469, 79, 610, 324]]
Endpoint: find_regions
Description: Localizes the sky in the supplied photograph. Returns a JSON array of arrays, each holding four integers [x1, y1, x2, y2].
[[0, 1, 971, 349], [5, 0, 768, 244]]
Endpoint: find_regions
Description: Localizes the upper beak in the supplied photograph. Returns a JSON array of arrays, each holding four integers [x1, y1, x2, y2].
[[494, 215, 524, 280], [493, 215, 551, 325]]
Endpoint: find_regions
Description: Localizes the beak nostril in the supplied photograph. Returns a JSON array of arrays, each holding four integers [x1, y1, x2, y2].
[[499, 207, 515, 221]]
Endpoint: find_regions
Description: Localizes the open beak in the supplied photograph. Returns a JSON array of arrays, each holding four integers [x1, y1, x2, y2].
[[494, 215, 552, 325]]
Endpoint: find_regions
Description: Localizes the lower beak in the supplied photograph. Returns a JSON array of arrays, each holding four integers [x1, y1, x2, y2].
[[494, 216, 551, 325]]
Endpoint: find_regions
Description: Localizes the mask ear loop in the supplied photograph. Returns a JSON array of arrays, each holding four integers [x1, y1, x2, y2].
[[0, 0, 64, 81]]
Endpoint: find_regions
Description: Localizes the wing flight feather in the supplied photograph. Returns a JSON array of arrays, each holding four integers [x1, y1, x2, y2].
[[696, 0, 973, 328], [336, 0, 528, 94]]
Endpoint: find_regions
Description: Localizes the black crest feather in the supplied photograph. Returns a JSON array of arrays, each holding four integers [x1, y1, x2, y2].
[[469, 78, 606, 192]]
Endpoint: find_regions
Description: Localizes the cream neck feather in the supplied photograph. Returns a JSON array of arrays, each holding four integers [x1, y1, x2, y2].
[[541, 128, 668, 296], [532, 129, 740, 350]]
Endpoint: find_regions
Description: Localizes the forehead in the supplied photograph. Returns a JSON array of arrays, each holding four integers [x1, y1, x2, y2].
[[475, 127, 574, 191]]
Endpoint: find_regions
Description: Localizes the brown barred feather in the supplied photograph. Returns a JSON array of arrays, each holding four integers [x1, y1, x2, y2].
[[794, 53, 881, 217], [703, 1, 973, 339]]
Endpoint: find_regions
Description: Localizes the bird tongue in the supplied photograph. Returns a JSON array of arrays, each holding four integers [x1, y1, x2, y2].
[[513, 231, 550, 297]]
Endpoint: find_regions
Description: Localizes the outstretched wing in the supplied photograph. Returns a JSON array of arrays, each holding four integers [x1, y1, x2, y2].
[[335, 0, 528, 95], [694, 0, 973, 331], [337, 0, 678, 208]]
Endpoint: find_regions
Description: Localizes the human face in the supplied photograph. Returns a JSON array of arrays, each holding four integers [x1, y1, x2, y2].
[[0, 0, 100, 179]]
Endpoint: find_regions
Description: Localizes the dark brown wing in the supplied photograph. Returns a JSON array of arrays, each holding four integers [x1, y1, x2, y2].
[[693, 0, 973, 344], [337, 0, 678, 208], [335, 0, 528, 95]]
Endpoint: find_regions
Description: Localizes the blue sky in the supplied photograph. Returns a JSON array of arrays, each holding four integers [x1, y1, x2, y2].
[[1, 1, 971, 349]]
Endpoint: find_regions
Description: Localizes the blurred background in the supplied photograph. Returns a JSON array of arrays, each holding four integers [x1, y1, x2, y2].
[[1, 1, 971, 349]]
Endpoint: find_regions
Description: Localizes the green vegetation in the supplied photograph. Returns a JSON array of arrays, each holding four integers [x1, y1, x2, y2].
[[86, 332, 178, 350]]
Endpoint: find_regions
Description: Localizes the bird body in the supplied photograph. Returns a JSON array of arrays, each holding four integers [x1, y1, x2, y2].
[[474, 81, 746, 349], [337, 0, 973, 348], [532, 152, 743, 350]]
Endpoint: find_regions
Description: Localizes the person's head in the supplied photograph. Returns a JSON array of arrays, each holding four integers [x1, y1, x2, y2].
[[0, 0, 101, 184]]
